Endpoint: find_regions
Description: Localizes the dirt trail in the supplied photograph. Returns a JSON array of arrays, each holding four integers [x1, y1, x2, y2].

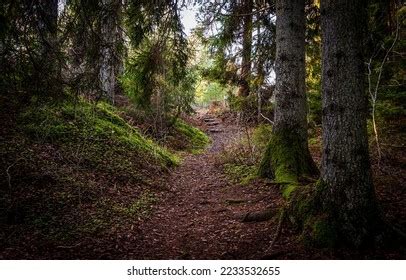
[[131, 114, 284, 259], [80, 114, 405, 259]]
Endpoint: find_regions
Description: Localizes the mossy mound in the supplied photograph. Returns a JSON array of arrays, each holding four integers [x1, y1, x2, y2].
[[171, 119, 210, 154], [19, 99, 179, 167], [0, 98, 179, 252]]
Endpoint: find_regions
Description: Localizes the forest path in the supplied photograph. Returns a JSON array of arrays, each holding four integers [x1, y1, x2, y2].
[[131, 114, 285, 259]]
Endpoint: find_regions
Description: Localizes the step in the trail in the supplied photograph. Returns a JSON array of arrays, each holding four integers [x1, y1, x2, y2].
[[206, 121, 220, 126], [208, 128, 223, 133], [203, 118, 216, 123]]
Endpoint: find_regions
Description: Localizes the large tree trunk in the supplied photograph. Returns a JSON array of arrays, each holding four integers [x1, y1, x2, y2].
[[318, 0, 382, 247], [238, 0, 253, 97], [99, 0, 122, 104], [259, 0, 317, 183]]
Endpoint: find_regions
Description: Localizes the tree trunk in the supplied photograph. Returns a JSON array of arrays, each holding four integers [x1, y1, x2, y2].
[[256, 24, 265, 123], [318, 0, 381, 247], [259, 0, 317, 183], [238, 0, 253, 97], [99, 0, 122, 104], [37, 0, 58, 51], [37, 0, 60, 93]]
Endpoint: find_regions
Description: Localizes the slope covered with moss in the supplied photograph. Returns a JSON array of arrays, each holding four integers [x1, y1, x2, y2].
[[172, 119, 210, 154], [0, 97, 185, 257]]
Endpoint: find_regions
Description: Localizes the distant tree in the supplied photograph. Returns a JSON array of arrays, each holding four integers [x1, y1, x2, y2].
[[198, 0, 276, 94], [238, 0, 253, 97], [37, 0, 59, 68], [121, 0, 191, 136], [99, 0, 123, 104]]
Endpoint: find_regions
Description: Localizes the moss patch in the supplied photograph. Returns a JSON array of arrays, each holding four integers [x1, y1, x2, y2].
[[286, 182, 339, 248], [172, 119, 210, 153], [304, 216, 338, 248], [224, 163, 258, 185], [258, 128, 318, 183], [112, 191, 157, 218], [19, 98, 179, 167], [281, 184, 299, 200], [0, 97, 179, 248]]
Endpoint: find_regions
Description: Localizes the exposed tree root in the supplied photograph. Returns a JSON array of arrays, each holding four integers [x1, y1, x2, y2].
[[240, 208, 276, 223], [267, 208, 286, 251], [225, 198, 247, 204]]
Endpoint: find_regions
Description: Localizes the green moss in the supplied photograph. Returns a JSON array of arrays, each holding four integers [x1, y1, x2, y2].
[[311, 218, 337, 247], [285, 185, 314, 225], [258, 128, 318, 183], [285, 181, 339, 248], [2, 98, 184, 247], [224, 163, 258, 185], [173, 119, 210, 153], [79, 217, 109, 235], [113, 191, 157, 218], [258, 130, 300, 183], [301, 215, 338, 248], [308, 136, 319, 146], [281, 184, 298, 200], [258, 139, 274, 178], [18, 98, 179, 167]]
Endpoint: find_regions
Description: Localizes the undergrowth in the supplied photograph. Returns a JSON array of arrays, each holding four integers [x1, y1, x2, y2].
[[216, 124, 272, 185], [223, 164, 257, 185]]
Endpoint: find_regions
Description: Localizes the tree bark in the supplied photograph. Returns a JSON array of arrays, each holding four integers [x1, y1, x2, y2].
[[37, 0, 60, 87], [238, 0, 253, 97], [99, 0, 122, 104], [37, 0, 58, 49], [259, 0, 317, 182], [319, 0, 381, 247]]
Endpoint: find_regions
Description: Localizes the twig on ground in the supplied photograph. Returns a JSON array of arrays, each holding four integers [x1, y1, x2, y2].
[[6, 159, 23, 189], [260, 113, 274, 125], [267, 208, 286, 251]]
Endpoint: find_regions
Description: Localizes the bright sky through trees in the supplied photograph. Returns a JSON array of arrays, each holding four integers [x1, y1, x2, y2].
[[180, 5, 198, 36]]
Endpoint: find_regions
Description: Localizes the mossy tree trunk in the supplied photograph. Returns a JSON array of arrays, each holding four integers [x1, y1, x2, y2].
[[259, 0, 317, 183], [238, 0, 253, 97], [318, 0, 382, 247]]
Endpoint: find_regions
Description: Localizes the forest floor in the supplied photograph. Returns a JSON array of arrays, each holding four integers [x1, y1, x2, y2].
[[1, 108, 405, 259], [129, 113, 285, 259], [114, 113, 406, 259]]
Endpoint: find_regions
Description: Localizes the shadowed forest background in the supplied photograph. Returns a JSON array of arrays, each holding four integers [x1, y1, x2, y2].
[[0, 0, 405, 259]]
